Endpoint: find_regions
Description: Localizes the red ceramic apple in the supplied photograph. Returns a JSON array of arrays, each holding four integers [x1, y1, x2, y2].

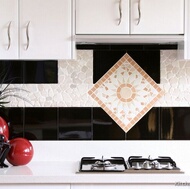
[[6, 138, 34, 166], [0, 117, 9, 141]]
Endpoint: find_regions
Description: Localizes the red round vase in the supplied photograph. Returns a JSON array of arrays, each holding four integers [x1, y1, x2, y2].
[[6, 138, 34, 166], [0, 117, 9, 141]]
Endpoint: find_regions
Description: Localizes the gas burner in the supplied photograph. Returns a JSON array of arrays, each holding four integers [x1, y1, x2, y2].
[[91, 161, 116, 170], [79, 156, 127, 172], [91, 156, 116, 171], [128, 156, 179, 170]]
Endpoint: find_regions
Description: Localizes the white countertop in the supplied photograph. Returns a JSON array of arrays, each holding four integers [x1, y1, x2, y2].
[[1, 141, 190, 185], [0, 161, 189, 184]]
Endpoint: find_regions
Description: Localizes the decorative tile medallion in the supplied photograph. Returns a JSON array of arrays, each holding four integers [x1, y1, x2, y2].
[[88, 53, 164, 132]]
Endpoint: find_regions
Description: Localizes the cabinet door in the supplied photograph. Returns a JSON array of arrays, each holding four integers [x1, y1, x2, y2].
[[130, 0, 184, 34], [76, 0, 129, 34], [0, 0, 18, 59], [19, 0, 72, 59]]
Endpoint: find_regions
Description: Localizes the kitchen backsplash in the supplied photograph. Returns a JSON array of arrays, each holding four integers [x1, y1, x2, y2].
[[5, 49, 190, 107], [1, 49, 190, 140]]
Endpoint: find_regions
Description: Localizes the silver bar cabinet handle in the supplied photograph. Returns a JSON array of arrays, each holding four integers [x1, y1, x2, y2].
[[137, 0, 141, 25], [7, 21, 12, 50], [118, 0, 122, 25], [26, 21, 30, 50]]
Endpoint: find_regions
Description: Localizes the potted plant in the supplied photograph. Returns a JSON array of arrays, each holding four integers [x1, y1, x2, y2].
[[0, 71, 30, 107]]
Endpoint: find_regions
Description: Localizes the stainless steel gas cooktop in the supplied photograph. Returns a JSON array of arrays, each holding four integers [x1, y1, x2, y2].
[[78, 156, 184, 173]]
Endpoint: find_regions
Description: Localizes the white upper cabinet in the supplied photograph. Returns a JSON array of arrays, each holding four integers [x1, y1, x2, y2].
[[75, 0, 184, 35], [0, 0, 18, 59], [130, 0, 184, 34], [75, 0, 130, 34], [20, 0, 72, 59], [0, 0, 73, 60]]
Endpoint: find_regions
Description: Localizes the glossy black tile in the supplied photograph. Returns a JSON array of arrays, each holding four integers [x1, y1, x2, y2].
[[0, 108, 24, 139], [24, 61, 58, 83], [126, 108, 160, 140], [160, 108, 174, 140], [58, 108, 92, 140], [24, 108, 57, 140], [1, 107, 190, 141], [0, 108, 10, 123], [160, 107, 190, 140], [0, 60, 58, 84], [127, 50, 160, 83], [92, 108, 126, 140], [0, 61, 23, 83], [93, 50, 160, 83], [93, 50, 126, 83]]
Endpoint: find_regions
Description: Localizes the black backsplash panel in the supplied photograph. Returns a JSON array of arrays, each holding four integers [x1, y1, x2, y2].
[[93, 50, 160, 83], [93, 108, 126, 140], [24, 61, 58, 83], [0, 60, 58, 84], [126, 108, 160, 140], [160, 107, 190, 140], [0, 107, 24, 139], [24, 108, 58, 140], [58, 108, 92, 140], [0, 61, 23, 83], [0, 107, 189, 140]]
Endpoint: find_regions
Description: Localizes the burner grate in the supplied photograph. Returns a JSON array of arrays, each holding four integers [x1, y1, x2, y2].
[[79, 156, 127, 172], [127, 156, 178, 170]]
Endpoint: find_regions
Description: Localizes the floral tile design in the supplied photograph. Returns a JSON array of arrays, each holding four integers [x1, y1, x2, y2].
[[88, 53, 164, 133]]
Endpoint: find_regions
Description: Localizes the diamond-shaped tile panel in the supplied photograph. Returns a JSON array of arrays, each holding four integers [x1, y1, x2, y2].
[[88, 53, 164, 133]]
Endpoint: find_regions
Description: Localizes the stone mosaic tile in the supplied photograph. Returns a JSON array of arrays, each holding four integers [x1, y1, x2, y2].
[[157, 50, 190, 107], [88, 53, 164, 132]]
